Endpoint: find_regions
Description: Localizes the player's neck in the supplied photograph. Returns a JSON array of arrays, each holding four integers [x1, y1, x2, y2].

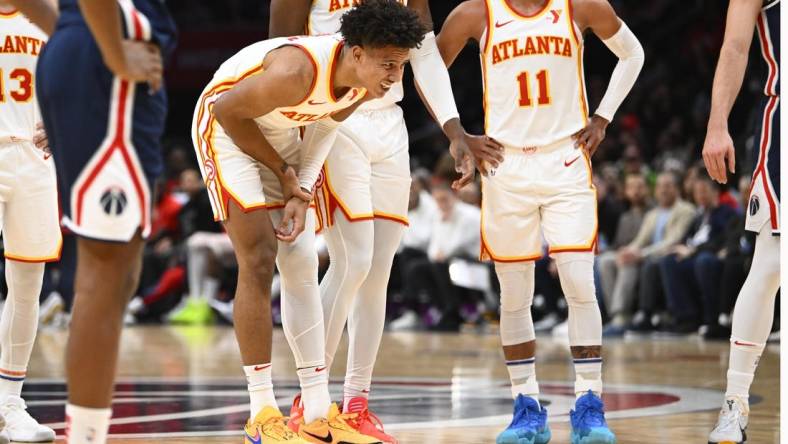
[[332, 46, 358, 96], [508, 0, 549, 14]]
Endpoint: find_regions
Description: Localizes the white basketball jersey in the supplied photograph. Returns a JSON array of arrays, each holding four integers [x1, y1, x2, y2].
[[481, 0, 587, 147], [203, 35, 365, 130], [0, 10, 46, 142], [307, 0, 407, 110]]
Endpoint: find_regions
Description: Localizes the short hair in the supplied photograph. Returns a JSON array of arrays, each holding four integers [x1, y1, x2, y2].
[[340, 0, 427, 50]]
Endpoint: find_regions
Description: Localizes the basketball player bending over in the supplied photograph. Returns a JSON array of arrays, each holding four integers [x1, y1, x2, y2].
[[268, 0, 502, 442], [191, 1, 426, 443], [438, 0, 643, 443], [703, 1, 780, 443]]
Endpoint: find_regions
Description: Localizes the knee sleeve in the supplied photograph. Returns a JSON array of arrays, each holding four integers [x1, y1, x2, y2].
[[320, 216, 375, 367], [494, 261, 535, 346], [0, 261, 45, 372], [276, 215, 325, 368], [731, 231, 780, 344], [555, 253, 602, 347]]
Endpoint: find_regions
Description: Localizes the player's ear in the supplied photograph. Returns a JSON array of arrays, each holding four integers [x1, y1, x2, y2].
[[350, 45, 364, 63]]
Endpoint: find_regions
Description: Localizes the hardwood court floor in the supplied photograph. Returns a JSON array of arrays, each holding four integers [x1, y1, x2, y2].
[[28, 325, 779, 443]]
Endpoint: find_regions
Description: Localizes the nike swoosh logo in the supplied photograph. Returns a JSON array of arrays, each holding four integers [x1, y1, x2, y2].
[[244, 430, 262, 444], [44, 153, 52, 160], [308, 99, 327, 105], [734, 341, 757, 347], [304, 430, 333, 443], [253, 364, 271, 371], [362, 389, 370, 393], [564, 156, 581, 167], [495, 20, 514, 28], [315, 366, 327, 372]]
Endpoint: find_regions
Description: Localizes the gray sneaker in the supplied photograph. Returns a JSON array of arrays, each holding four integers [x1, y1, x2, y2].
[[708, 396, 748, 444]]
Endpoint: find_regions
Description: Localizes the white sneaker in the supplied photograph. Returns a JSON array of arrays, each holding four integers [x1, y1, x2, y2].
[[390, 310, 419, 331], [0, 412, 9, 444], [708, 396, 748, 444], [0, 395, 56, 442]]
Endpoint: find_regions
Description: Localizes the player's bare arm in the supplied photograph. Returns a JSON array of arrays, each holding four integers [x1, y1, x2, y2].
[[268, 0, 312, 38], [6, 0, 57, 35], [571, 0, 644, 157], [703, 0, 762, 184], [76, 0, 163, 90], [436, 0, 507, 179], [211, 46, 316, 205]]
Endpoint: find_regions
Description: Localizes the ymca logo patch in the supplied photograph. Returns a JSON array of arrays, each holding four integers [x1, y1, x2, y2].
[[100, 186, 128, 216], [749, 195, 760, 216]]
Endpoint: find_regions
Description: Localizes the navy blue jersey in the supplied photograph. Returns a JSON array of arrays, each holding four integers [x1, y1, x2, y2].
[[747, 0, 780, 234], [37, 0, 176, 241], [56, 0, 176, 59]]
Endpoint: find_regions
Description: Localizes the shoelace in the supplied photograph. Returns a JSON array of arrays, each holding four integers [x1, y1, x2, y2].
[[329, 411, 362, 432], [260, 416, 297, 438], [350, 408, 387, 432], [573, 402, 606, 428]]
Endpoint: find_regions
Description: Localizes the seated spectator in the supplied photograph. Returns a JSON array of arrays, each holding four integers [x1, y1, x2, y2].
[[595, 174, 624, 251], [601, 172, 695, 335], [399, 182, 480, 331], [597, 173, 652, 319], [659, 176, 738, 335]]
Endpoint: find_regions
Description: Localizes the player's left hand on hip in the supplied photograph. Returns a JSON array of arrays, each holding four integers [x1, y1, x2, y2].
[[33, 122, 51, 156], [275, 197, 309, 243], [573, 115, 609, 157]]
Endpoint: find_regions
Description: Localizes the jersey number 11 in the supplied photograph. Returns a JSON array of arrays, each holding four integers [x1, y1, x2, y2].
[[517, 70, 551, 107]]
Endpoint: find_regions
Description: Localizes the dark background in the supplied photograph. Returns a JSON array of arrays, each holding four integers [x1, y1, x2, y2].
[[161, 0, 765, 183]]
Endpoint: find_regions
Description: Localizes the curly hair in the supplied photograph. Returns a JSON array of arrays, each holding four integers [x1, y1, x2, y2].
[[340, 0, 427, 50]]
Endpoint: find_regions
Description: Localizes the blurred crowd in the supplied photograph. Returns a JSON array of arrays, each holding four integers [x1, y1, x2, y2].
[[10, 0, 779, 341]]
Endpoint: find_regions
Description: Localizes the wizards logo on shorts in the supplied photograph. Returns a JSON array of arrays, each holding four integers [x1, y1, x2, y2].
[[100, 186, 129, 216], [750, 195, 760, 217]]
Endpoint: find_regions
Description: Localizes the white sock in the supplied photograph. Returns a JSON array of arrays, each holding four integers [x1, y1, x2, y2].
[[725, 338, 765, 402], [65, 404, 111, 444], [243, 364, 278, 419], [343, 383, 369, 411], [505, 358, 539, 402], [574, 358, 603, 397], [297, 366, 330, 423]]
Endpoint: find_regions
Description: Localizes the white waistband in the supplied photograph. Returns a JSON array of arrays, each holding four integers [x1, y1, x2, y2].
[[502, 136, 574, 155], [0, 135, 31, 146]]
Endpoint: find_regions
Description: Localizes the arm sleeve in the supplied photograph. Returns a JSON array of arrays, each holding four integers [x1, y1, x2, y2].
[[594, 21, 645, 122], [298, 118, 341, 191], [410, 32, 461, 126]]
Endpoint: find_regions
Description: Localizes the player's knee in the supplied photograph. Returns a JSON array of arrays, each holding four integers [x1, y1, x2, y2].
[[237, 239, 278, 281], [495, 261, 535, 312], [329, 243, 374, 284], [554, 253, 597, 307]]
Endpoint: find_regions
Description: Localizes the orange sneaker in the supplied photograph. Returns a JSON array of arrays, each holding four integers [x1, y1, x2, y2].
[[341, 397, 398, 444], [287, 394, 304, 434]]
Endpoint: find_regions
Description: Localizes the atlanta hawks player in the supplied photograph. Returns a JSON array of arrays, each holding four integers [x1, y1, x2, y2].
[[0, 3, 59, 442], [438, 0, 643, 443], [269, 1, 502, 442], [192, 2, 425, 442], [703, 1, 780, 442]]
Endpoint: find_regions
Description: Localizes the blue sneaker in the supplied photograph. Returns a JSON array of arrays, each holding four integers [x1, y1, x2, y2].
[[570, 391, 616, 444], [496, 394, 551, 444]]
